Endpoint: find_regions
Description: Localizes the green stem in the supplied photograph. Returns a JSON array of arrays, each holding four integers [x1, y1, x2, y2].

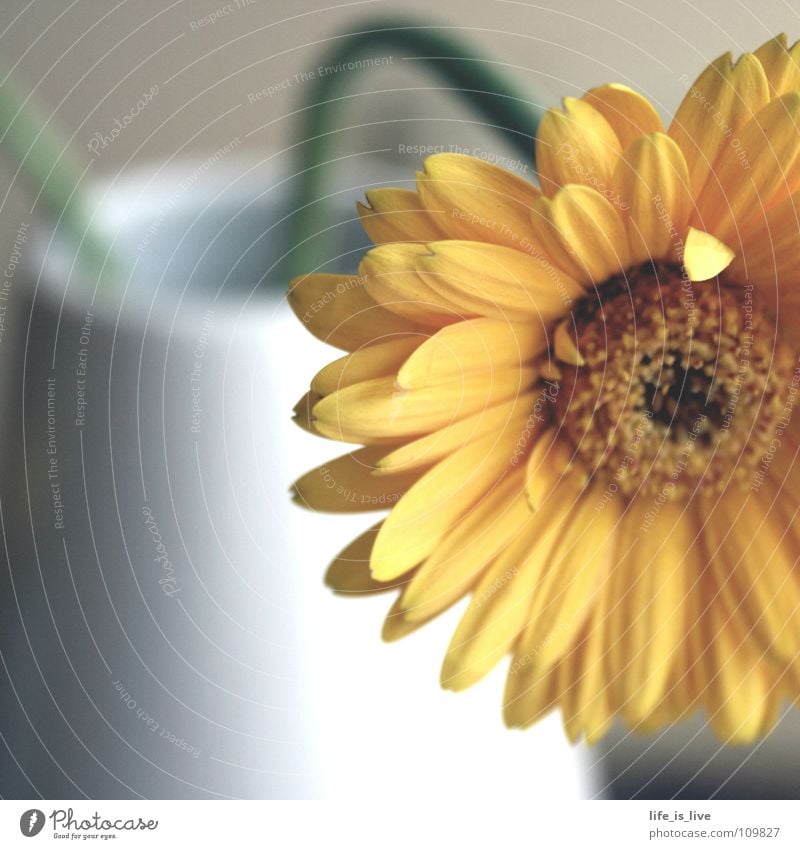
[[0, 73, 119, 286], [289, 19, 544, 280]]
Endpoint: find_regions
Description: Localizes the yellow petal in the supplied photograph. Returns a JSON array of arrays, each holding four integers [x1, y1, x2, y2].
[[396, 317, 547, 389], [375, 392, 537, 474], [312, 367, 537, 443], [292, 446, 424, 512], [288, 272, 427, 351], [754, 33, 800, 98], [560, 583, 617, 743], [292, 390, 323, 438], [311, 336, 423, 396], [693, 92, 800, 245], [503, 645, 561, 728], [524, 489, 620, 671], [583, 83, 664, 149], [618, 504, 690, 724], [730, 189, 800, 285], [357, 188, 446, 244], [416, 153, 539, 248], [682, 226, 735, 281], [703, 603, 774, 744], [615, 132, 691, 263], [535, 97, 622, 197], [399, 468, 529, 623], [370, 428, 524, 580], [669, 52, 770, 199], [529, 185, 630, 284], [417, 240, 583, 323], [360, 243, 463, 326], [325, 523, 409, 593], [382, 595, 430, 642], [553, 319, 584, 366], [714, 488, 800, 662], [524, 427, 578, 510], [441, 475, 577, 691]]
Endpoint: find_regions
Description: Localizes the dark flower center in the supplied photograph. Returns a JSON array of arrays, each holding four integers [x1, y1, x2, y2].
[[555, 263, 798, 498]]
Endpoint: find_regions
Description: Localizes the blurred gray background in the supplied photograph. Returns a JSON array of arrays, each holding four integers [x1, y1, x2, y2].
[[2, 0, 798, 261]]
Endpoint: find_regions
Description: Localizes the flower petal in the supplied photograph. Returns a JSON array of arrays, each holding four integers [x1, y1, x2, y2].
[[440, 474, 579, 690], [669, 52, 770, 200], [417, 240, 583, 322], [754, 33, 800, 98], [312, 367, 537, 443], [536, 97, 622, 197], [311, 336, 422, 396], [360, 243, 465, 326], [709, 487, 800, 663], [682, 226, 735, 281], [524, 427, 578, 510], [520, 489, 620, 673], [692, 92, 800, 244], [288, 272, 427, 351], [292, 390, 323, 438], [583, 83, 664, 149], [399, 468, 529, 623], [703, 597, 777, 744], [370, 428, 525, 580], [357, 188, 446, 244], [292, 446, 424, 512], [416, 153, 540, 247], [324, 522, 408, 593], [556, 582, 617, 743], [396, 317, 547, 389], [374, 392, 537, 474], [615, 132, 691, 263], [553, 319, 585, 366], [530, 184, 630, 284], [729, 189, 800, 286], [616, 504, 691, 724]]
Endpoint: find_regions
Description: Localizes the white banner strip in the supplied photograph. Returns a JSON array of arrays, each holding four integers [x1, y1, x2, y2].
[[1, 800, 798, 847]]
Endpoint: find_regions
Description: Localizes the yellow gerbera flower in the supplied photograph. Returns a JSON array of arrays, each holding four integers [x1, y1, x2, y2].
[[290, 34, 800, 745]]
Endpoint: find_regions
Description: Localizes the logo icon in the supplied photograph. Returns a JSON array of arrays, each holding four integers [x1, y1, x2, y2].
[[19, 809, 45, 837]]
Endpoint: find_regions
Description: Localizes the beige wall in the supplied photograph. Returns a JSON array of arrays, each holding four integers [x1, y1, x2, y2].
[[0, 0, 795, 264]]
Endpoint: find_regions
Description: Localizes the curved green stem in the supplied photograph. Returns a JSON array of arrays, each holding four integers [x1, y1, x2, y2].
[[289, 19, 544, 280]]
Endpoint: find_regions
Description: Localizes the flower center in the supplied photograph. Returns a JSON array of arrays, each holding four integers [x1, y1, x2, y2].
[[555, 263, 797, 498]]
